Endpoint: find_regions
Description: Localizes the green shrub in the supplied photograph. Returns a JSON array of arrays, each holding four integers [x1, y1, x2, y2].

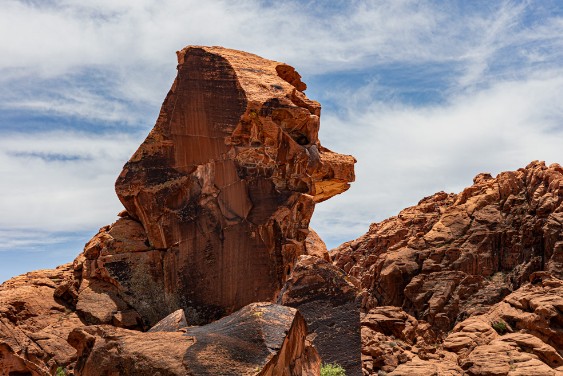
[[321, 362, 346, 376], [55, 367, 66, 376], [492, 320, 508, 334]]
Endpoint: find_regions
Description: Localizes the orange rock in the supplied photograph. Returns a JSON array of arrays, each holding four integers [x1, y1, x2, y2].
[[334, 161, 563, 332], [0, 265, 84, 375], [70, 302, 320, 376], [75, 46, 355, 326]]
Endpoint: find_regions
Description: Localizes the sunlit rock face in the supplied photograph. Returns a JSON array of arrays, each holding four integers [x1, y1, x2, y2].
[[76, 46, 355, 324]]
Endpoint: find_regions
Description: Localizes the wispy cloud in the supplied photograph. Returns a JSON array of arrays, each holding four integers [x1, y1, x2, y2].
[[312, 68, 563, 247], [0, 131, 142, 231]]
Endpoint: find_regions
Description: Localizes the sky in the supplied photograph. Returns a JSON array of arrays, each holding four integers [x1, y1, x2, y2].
[[1, 0, 562, 282]]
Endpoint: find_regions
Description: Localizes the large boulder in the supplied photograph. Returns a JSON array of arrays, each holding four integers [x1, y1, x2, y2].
[[75, 45, 355, 326], [69, 302, 320, 376]]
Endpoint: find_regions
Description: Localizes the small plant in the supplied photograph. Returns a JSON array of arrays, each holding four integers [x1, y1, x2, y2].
[[492, 320, 508, 334], [55, 367, 66, 376], [321, 362, 346, 376]]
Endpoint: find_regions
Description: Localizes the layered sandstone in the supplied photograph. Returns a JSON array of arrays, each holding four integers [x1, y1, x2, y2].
[[332, 161, 563, 375], [388, 271, 563, 376], [0, 265, 84, 375], [76, 46, 355, 326], [70, 303, 320, 376], [334, 161, 562, 331]]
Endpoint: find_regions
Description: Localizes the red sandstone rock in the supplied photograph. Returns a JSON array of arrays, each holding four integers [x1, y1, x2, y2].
[[70, 302, 320, 376], [75, 45, 355, 326], [361, 306, 440, 374], [279, 255, 361, 375], [0, 265, 84, 375], [305, 228, 331, 262], [1, 46, 353, 375], [148, 309, 188, 333], [360, 272, 563, 375], [332, 161, 563, 375], [334, 161, 563, 333]]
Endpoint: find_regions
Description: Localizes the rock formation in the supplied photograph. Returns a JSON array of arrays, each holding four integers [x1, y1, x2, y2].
[[0, 46, 356, 375], [78, 45, 355, 326], [0, 265, 83, 375], [279, 255, 362, 375], [386, 271, 563, 375], [332, 161, 563, 375], [2, 43, 561, 376], [69, 303, 320, 376]]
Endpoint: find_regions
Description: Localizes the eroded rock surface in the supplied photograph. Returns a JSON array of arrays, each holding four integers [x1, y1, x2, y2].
[[332, 162, 563, 375], [70, 302, 320, 376], [334, 161, 563, 333], [0, 45, 354, 375], [0, 265, 84, 375], [387, 272, 563, 376], [279, 255, 362, 375], [76, 45, 355, 326]]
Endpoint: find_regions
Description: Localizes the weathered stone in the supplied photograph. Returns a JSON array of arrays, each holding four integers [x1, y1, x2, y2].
[[366, 273, 563, 375], [0, 265, 84, 375], [334, 161, 563, 333], [360, 306, 440, 375], [74, 46, 355, 326], [304, 228, 331, 262], [70, 302, 320, 376], [148, 309, 188, 332], [279, 255, 361, 375]]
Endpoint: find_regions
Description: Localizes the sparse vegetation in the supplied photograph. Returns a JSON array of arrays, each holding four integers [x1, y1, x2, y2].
[[492, 320, 508, 334], [55, 367, 66, 376], [321, 362, 346, 376]]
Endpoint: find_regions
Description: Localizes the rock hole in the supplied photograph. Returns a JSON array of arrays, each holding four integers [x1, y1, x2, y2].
[[291, 133, 309, 146]]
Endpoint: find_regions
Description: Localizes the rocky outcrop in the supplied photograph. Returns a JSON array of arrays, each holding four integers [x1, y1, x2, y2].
[[361, 306, 441, 374], [279, 255, 362, 375], [0, 265, 84, 375], [69, 302, 320, 376], [334, 161, 563, 334], [332, 161, 563, 375], [75, 45, 355, 326], [387, 272, 563, 376]]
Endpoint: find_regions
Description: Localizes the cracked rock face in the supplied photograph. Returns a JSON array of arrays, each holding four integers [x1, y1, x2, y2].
[[334, 161, 562, 333], [69, 303, 320, 376], [77, 46, 355, 325], [331, 161, 563, 375]]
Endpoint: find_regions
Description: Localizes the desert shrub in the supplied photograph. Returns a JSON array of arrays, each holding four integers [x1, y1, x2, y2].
[[492, 320, 508, 334], [55, 367, 66, 376], [321, 362, 346, 376]]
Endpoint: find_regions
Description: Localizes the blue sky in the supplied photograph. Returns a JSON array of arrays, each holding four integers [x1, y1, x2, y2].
[[1, 0, 562, 282]]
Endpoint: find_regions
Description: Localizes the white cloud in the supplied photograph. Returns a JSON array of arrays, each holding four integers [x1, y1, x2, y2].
[[0, 131, 143, 231], [312, 69, 563, 247]]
